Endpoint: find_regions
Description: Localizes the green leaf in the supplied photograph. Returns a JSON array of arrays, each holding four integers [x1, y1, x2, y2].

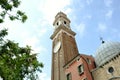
[[0, 11, 6, 18], [13, 0, 21, 8], [17, 10, 24, 16], [5, 4, 12, 10], [9, 16, 15, 21], [0, 29, 8, 37], [0, 19, 4, 23], [22, 15, 27, 23], [0, 0, 7, 5]]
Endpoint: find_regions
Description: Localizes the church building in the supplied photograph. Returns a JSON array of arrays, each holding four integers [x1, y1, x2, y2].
[[50, 12, 120, 80]]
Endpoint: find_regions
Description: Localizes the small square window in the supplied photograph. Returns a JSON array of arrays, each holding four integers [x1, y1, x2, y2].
[[78, 64, 84, 74], [83, 78, 87, 80], [87, 58, 91, 64], [66, 73, 72, 80]]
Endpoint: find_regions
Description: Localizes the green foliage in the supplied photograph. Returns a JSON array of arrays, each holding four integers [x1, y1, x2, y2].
[[0, 29, 8, 39], [0, 1, 43, 80], [0, 0, 27, 23], [0, 19, 3, 23], [0, 29, 43, 80]]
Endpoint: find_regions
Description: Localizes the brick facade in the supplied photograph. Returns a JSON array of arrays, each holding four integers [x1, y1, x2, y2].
[[64, 54, 95, 80]]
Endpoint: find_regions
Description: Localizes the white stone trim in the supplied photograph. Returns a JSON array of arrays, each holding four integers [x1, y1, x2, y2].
[[53, 29, 75, 40], [107, 66, 115, 74]]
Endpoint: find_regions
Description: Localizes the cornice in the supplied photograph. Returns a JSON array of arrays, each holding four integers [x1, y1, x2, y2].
[[50, 24, 76, 40]]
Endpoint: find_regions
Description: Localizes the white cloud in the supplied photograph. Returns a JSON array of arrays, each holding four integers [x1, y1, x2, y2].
[[37, 28, 47, 37], [104, 0, 113, 7], [38, 73, 50, 80], [1, 20, 47, 55], [76, 23, 86, 37], [64, 8, 72, 14], [24, 37, 39, 47], [105, 10, 113, 19], [34, 46, 47, 54], [98, 23, 107, 32], [38, 0, 72, 25]]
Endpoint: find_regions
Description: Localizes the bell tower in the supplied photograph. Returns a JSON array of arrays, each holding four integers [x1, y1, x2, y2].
[[50, 12, 79, 80]]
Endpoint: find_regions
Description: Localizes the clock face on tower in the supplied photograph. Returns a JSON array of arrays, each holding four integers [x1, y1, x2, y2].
[[53, 41, 61, 53]]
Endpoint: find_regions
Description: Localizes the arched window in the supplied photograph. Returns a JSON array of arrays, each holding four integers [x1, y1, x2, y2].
[[66, 73, 72, 80], [64, 21, 67, 24], [78, 64, 84, 75]]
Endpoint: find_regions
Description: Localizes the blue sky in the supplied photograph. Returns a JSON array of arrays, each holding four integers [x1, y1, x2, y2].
[[0, 0, 120, 80]]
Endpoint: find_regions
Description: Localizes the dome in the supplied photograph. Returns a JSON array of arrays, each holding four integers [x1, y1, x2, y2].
[[95, 41, 120, 66]]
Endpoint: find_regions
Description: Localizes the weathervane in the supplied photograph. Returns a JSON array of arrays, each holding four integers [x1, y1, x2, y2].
[[100, 37, 105, 44]]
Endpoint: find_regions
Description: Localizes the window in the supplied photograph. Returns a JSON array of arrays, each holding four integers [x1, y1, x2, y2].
[[66, 73, 72, 80], [78, 64, 84, 74], [56, 22, 59, 25], [87, 58, 91, 64], [108, 67, 114, 73], [77, 58, 80, 61], [64, 21, 66, 24]]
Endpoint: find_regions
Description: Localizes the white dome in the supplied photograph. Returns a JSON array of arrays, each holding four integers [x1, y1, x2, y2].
[[95, 42, 120, 66]]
